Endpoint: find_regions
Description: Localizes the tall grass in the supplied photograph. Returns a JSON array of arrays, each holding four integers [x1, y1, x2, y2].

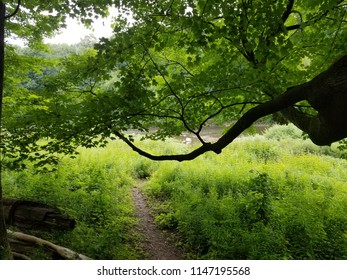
[[2, 141, 140, 259], [144, 134, 347, 259], [2, 138, 187, 259], [2, 126, 347, 259]]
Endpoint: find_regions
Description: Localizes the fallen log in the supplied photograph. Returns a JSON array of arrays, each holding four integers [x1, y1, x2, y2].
[[12, 251, 31, 260], [3, 198, 76, 231], [8, 230, 91, 260]]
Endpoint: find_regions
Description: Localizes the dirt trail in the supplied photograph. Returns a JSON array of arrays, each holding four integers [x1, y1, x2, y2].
[[132, 183, 183, 260]]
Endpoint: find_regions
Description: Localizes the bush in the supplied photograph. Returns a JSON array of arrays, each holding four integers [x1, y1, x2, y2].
[[144, 136, 347, 259], [2, 141, 140, 259], [3, 134, 347, 260], [264, 123, 303, 140]]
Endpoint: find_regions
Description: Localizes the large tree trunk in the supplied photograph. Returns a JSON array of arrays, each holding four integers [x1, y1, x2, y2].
[[0, 199, 12, 259], [0, 1, 12, 260], [282, 55, 347, 145]]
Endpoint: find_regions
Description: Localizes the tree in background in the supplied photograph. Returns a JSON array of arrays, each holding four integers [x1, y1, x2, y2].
[[1, 0, 347, 259], [0, 0, 112, 260], [4, 0, 347, 162]]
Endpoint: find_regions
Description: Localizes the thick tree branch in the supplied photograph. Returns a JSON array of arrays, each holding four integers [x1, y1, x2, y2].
[[281, 0, 295, 23], [197, 101, 262, 134], [115, 54, 347, 160], [114, 82, 310, 161], [285, 0, 346, 31]]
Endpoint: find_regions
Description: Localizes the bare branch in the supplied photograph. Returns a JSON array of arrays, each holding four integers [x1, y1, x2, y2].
[[144, 46, 184, 111], [286, 0, 346, 31], [4, 0, 21, 19], [197, 101, 263, 136], [281, 0, 295, 23], [8, 230, 91, 260], [164, 59, 195, 77]]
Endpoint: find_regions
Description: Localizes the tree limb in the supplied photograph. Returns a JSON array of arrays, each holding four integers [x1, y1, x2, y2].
[[115, 54, 347, 160], [281, 0, 295, 23], [8, 230, 91, 260], [114, 81, 311, 161], [12, 251, 31, 260], [4, 0, 21, 19]]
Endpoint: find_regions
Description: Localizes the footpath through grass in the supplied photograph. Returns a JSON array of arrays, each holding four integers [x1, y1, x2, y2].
[[2, 124, 347, 259]]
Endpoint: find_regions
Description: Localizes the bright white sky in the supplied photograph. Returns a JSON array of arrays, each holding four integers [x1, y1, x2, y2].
[[8, 9, 116, 47], [44, 15, 114, 45], [45, 16, 114, 45]]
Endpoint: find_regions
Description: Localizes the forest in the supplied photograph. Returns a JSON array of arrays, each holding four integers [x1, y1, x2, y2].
[[0, 0, 347, 260]]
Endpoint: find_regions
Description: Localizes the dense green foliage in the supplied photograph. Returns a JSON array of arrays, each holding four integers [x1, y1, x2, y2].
[[2, 142, 140, 259], [144, 130, 347, 259], [1, 0, 347, 260], [3, 126, 347, 259], [2, 1, 347, 165]]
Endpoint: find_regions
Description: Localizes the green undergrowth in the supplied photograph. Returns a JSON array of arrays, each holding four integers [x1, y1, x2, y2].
[[2, 125, 347, 259], [2, 138, 186, 259], [144, 132, 347, 259], [3, 141, 139, 259]]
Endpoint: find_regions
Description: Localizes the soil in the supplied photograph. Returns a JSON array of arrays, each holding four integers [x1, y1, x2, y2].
[[132, 182, 184, 260]]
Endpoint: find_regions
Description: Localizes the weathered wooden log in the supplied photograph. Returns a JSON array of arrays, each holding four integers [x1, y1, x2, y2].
[[8, 230, 91, 260], [3, 198, 76, 231], [12, 251, 31, 260]]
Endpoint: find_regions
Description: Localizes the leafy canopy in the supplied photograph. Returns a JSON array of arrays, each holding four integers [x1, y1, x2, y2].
[[2, 0, 347, 166]]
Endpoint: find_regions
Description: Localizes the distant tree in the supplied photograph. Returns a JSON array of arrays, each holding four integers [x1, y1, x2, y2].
[[1, 0, 347, 259], [0, 0, 113, 260]]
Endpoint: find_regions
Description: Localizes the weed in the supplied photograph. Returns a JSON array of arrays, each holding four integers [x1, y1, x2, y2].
[[3, 127, 347, 260]]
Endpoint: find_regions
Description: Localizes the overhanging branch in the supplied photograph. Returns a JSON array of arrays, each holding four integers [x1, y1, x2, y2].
[[113, 54, 347, 160], [114, 81, 311, 161], [4, 0, 21, 19]]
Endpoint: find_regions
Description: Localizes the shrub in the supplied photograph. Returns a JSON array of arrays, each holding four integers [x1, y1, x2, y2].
[[2, 141, 140, 259], [3, 133, 347, 260], [144, 136, 347, 260], [264, 123, 303, 140]]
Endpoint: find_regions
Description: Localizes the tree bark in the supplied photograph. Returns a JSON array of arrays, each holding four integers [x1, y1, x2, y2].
[[0, 200, 12, 259], [0, 2, 12, 260], [0, 1, 21, 260], [282, 55, 347, 145]]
